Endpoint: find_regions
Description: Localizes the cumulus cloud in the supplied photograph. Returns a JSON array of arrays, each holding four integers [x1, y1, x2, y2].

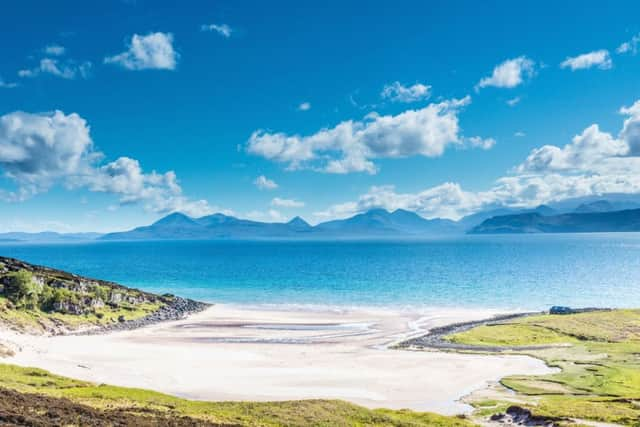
[[83, 157, 212, 217], [315, 98, 640, 220], [248, 96, 490, 174], [271, 197, 304, 208], [620, 100, 640, 155], [0, 111, 94, 198], [298, 102, 311, 111], [381, 81, 431, 103], [254, 175, 278, 190], [105, 32, 178, 70], [516, 124, 627, 173], [0, 77, 17, 89], [467, 136, 496, 150], [560, 50, 612, 71], [0, 110, 212, 216], [314, 183, 492, 221], [201, 24, 233, 38], [476, 56, 535, 90], [514, 131, 526, 137], [44, 44, 65, 56], [19, 58, 92, 80], [617, 33, 640, 55]]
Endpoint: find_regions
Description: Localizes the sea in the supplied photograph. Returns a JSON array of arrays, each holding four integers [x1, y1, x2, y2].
[[0, 233, 639, 311]]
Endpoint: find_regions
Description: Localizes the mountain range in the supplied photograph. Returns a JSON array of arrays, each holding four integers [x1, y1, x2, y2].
[[3, 197, 640, 242], [100, 209, 462, 240]]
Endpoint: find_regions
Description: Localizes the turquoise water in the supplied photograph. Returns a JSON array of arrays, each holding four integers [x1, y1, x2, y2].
[[0, 234, 639, 311]]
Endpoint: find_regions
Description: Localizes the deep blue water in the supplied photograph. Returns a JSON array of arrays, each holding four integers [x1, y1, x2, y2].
[[0, 234, 639, 311]]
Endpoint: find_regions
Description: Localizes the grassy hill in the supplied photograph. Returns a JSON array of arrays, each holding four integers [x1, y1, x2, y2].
[[0, 363, 474, 426]]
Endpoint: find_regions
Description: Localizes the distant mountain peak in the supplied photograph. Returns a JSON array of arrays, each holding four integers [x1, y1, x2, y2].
[[287, 216, 310, 227], [152, 212, 196, 226]]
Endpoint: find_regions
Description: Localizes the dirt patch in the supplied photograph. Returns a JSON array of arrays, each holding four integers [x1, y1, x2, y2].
[[0, 387, 237, 427]]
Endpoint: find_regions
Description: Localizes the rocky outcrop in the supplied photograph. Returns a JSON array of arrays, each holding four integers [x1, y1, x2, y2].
[[489, 406, 562, 426], [75, 296, 209, 335], [0, 256, 210, 335]]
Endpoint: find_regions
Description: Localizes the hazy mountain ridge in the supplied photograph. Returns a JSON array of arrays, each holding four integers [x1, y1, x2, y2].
[[101, 209, 463, 240], [4, 196, 640, 241], [469, 208, 640, 234], [0, 232, 103, 243]]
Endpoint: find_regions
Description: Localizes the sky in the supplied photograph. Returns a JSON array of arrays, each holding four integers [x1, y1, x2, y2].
[[1, 0, 640, 232]]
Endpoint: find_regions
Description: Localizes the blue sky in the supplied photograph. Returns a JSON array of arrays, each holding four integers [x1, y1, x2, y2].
[[1, 0, 640, 232]]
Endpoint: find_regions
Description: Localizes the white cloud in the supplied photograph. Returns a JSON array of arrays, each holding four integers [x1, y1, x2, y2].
[[516, 124, 627, 173], [245, 209, 284, 222], [617, 33, 640, 55], [254, 175, 278, 190], [381, 81, 431, 103], [105, 32, 178, 71], [506, 97, 521, 107], [19, 58, 92, 80], [514, 131, 526, 137], [271, 197, 304, 208], [82, 157, 213, 217], [476, 56, 535, 90], [467, 136, 496, 150], [315, 99, 640, 221], [0, 110, 212, 216], [0, 77, 17, 89], [314, 183, 492, 221], [298, 102, 311, 111], [248, 96, 490, 174], [201, 24, 233, 38], [560, 50, 612, 71], [0, 111, 94, 199], [44, 44, 66, 56], [620, 100, 640, 155]]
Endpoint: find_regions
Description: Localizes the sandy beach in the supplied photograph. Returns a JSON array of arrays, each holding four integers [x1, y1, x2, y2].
[[0, 304, 552, 415]]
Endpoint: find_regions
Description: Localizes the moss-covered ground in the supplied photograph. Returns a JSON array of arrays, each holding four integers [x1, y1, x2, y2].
[[446, 309, 640, 426], [0, 363, 475, 426]]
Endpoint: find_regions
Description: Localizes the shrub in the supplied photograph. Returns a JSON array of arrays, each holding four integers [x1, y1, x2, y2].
[[92, 285, 109, 302], [4, 270, 42, 309]]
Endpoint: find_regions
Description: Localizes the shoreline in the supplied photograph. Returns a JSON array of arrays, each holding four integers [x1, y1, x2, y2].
[[72, 296, 210, 336], [0, 303, 553, 414]]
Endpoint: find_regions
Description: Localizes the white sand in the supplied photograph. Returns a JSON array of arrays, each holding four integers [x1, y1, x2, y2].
[[0, 305, 552, 415]]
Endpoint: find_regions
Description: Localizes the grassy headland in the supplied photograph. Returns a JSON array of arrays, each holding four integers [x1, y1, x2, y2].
[[0, 256, 206, 334], [443, 309, 640, 426]]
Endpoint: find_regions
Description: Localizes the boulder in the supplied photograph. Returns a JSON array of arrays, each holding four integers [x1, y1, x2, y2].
[[109, 292, 123, 305], [86, 297, 105, 310], [52, 301, 84, 315]]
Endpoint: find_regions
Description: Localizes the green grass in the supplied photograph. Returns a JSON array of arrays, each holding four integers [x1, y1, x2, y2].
[[0, 363, 476, 426], [447, 310, 640, 426], [0, 295, 164, 333], [446, 323, 578, 347]]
